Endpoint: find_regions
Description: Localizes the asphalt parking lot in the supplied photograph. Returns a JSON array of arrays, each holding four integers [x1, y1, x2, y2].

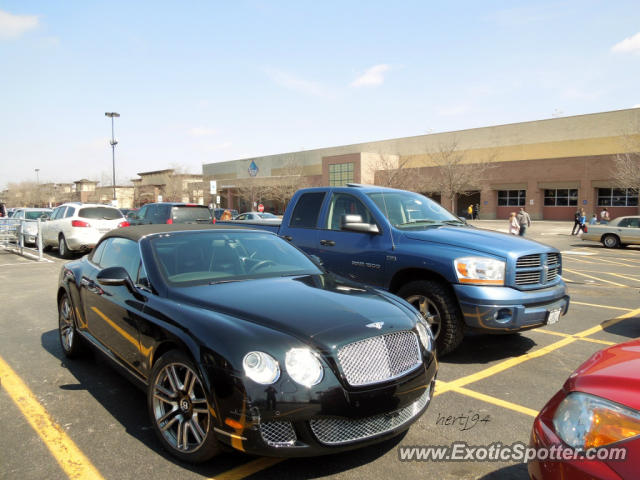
[[1, 221, 639, 480]]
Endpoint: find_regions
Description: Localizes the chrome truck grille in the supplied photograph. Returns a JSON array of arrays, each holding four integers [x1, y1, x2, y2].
[[310, 387, 431, 445], [337, 331, 422, 386], [515, 253, 562, 287]]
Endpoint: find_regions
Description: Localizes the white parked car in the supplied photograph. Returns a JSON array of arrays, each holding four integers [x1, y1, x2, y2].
[[581, 216, 640, 248], [10, 208, 52, 245], [41, 203, 128, 258]]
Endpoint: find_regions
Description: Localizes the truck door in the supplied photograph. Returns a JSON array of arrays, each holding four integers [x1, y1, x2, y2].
[[278, 192, 326, 256], [317, 192, 387, 287]]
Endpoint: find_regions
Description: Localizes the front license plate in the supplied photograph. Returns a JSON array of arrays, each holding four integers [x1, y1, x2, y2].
[[547, 309, 561, 325]]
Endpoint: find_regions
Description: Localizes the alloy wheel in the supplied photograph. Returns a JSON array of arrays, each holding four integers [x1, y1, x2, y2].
[[59, 295, 74, 351], [152, 362, 211, 454]]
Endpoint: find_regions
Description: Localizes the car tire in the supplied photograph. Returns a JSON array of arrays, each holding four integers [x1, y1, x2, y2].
[[147, 350, 221, 463], [602, 234, 620, 249], [397, 280, 464, 356], [58, 293, 84, 358], [59, 235, 72, 259]]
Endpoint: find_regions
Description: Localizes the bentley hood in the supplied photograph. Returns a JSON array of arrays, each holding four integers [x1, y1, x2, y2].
[[168, 274, 417, 347]]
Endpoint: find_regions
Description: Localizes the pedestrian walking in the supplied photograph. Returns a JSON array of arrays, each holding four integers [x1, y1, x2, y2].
[[600, 208, 610, 224], [571, 208, 581, 235], [467, 204, 473, 220], [578, 208, 587, 234], [508, 212, 520, 235], [473, 203, 479, 220], [516, 207, 531, 236], [589, 214, 598, 225]]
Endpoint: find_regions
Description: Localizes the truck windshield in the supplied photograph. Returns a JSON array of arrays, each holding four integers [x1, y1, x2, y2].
[[368, 191, 463, 229]]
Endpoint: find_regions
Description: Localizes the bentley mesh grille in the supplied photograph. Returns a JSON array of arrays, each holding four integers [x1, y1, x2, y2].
[[309, 387, 431, 445], [259, 421, 297, 446], [337, 331, 421, 386]]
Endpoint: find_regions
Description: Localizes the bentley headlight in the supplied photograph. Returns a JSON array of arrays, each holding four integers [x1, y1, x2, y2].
[[454, 257, 505, 285], [242, 351, 280, 384], [416, 321, 432, 351], [553, 392, 640, 449], [285, 348, 323, 387]]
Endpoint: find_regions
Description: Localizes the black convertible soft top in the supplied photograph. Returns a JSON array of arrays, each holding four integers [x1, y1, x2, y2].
[[101, 224, 265, 243]]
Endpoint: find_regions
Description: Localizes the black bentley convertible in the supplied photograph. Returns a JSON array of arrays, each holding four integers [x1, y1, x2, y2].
[[57, 224, 437, 462]]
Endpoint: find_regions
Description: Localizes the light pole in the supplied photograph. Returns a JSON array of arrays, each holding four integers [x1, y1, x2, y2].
[[105, 112, 120, 201], [35, 168, 40, 184]]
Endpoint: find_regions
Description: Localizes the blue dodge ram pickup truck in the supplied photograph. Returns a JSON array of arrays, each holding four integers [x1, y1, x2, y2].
[[221, 184, 569, 354]]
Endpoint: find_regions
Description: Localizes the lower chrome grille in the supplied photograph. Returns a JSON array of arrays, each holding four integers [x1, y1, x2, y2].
[[310, 386, 431, 445], [547, 266, 560, 281], [515, 271, 541, 285], [259, 421, 297, 446], [337, 331, 421, 386]]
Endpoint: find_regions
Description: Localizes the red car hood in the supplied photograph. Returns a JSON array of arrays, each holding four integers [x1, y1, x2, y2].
[[565, 338, 640, 411]]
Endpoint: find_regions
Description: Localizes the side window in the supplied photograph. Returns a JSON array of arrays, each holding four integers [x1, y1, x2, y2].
[[64, 207, 75, 218], [14, 211, 23, 219], [51, 207, 66, 220], [289, 192, 325, 228], [91, 238, 110, 265], [144, 205, 156, 220], [326, 193, 374, 231], [99, 238, 141, 282], [137, 205, 148, 219]]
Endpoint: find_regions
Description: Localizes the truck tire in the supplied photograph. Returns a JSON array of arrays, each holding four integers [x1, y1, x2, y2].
[[397, 280, 464, 356]]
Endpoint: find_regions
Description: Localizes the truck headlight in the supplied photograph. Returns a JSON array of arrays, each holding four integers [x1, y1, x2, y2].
[[454, 257, 505, 286], [243, 351, 280, 384], [553, 392, 640, 449], [285, 348, 323, 387]]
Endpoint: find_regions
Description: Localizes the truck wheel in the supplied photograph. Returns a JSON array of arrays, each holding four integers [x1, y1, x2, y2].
[[398, 280, 464, 356]]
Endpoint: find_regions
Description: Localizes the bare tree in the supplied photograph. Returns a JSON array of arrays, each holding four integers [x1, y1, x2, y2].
[[235, 177, 270, 211], [613, 135, 640, 194], [371, 154, 421, 190], [264, 161, 309, 210], [426, 139, 494, 211]]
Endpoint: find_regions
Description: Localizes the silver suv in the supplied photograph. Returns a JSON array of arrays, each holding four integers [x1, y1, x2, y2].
[[41, 203, 128, 258]]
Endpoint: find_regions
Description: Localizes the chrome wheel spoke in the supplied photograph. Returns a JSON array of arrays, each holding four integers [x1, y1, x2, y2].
[[158, 407, 179, 426], [185, 370, 196, 396], [189, 419, 204, 445], [166, 365, 183, 392], [160, 413, 180, 432], [154, 384, 178, 405], [177, 418, 189, 450]]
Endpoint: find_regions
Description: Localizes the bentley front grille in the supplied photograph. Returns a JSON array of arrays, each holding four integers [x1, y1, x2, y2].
[[309, 387, 431, 445], [259, 420, 297, 446], [337, 331, 421, 386]]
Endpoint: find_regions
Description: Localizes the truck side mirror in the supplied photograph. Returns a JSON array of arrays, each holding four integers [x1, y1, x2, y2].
[[341, 214, 380, 234]]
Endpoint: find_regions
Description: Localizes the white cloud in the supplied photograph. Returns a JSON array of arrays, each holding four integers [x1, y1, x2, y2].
[[633, 104, 640, 108], [612, 32, 640, 53], [266, 68, 331, 97], [0, 10, 39, 39], [189, 127, 218, 137], [350, 64, 390, 87]]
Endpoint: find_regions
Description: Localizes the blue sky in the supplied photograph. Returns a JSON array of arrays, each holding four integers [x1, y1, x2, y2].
[[1, 1, 639, 188]]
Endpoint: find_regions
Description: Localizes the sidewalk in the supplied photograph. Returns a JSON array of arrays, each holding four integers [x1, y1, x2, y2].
[[467, 219, 574, 236]]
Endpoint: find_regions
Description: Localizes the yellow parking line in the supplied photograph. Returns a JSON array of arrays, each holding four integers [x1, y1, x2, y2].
[[574, 307, 640, 338], [434, 336, 577, 396], [571, 301, 632, 312], [602, 272, 640, 283], [210, 457, 284, 480], [563, 268, 628, 287], [535, 329, 615, 346], [562, 256, 597, 264], [435, 308, 640, 397], [0, 355, 105, 480], [593, 257, 640, 268], [452, 386, 539, 417]]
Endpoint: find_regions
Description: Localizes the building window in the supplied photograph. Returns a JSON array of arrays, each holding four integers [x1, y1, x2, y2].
[[597, 188, 638, 207], [544, 189, 578, 206], [497, 190, 526, 206], [329, 163, 354, 186]]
